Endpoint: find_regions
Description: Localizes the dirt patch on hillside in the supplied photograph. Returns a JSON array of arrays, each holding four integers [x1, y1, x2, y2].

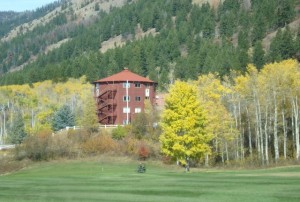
[[192, 0, 223, 8], [262, 18, 300, 51], [45, 38, 70, 53], [100, 24, 158, 53]]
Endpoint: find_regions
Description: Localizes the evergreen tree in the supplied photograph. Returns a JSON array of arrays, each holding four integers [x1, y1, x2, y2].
[[276, 0, 296, 27], [253, 41, 265, 70], [280, 27, 296, 60], [52, 105, 75, 131], [8, 110, 27, 144], [252, 14, 267, 43], [295, 28, 300, 61], [268, 29, 283, 62]]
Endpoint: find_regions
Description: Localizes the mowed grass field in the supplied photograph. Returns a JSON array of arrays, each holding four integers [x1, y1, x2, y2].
[[0, 159, 300, 202]]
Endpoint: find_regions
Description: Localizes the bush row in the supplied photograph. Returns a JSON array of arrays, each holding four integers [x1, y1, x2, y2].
[[15, 128, 161, 161]]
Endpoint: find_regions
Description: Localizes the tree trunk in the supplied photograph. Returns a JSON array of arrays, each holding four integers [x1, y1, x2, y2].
[[185, 156, 190, 172], [282, 107, 287, 159], [292, 97, 300, 160], [221, 143, 224, 165], [292, 114, 296, 154], [205, 153, 209, 167], [264, 106, 269, 165], [238, 101, 245, 159], [233, 103, 239, 160], [225, 141, 229, 162], [254, 92, 264, 164], [246, 106, 253, 158], [258, 100, 264, 164], [273, 91, 279, 162]]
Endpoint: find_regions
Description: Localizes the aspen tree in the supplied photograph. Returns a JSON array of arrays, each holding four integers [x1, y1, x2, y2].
[[160, 81, 211, 171], [197, 74, 237, 164]]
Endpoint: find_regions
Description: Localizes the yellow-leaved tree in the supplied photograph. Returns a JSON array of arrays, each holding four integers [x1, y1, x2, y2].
[[160, 81, 211, 171], [197, 74, 238, 165]]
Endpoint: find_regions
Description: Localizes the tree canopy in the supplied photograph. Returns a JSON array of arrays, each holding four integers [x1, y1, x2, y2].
[[160, 81, 211, 170], [51, 105, 75, 132]]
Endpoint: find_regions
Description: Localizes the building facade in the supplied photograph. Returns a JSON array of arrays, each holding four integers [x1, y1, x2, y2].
[[94, 68, 157, 125]]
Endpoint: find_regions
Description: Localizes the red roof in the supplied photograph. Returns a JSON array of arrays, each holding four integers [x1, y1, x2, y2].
[[94, 69, 156, 83]]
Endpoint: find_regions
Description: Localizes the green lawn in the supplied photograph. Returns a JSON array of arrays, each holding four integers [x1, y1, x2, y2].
[[0, 160, 300, 202]]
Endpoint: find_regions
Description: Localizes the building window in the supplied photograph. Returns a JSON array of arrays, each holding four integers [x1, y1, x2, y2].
[[135, 83, 141, 88], [135, 108, 141, 113], [145, 88, 150, 97], [123, 96, 130, 102], [135, 96, 141, 102], [123, 82, 130, 88], [123, 107, 130, 113]]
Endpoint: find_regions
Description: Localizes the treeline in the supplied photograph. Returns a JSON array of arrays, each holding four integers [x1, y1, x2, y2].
[[198, 59, 300, 165], [0, 76, 93, 145], [2, 60, 300, 166], [0, 0, 299, 88]]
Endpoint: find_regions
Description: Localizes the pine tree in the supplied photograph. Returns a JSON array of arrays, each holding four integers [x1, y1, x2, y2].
[[52, 105, 75, 131], [253, 41, 265, 70], [276, 0, 296, 28], [8, 110, 27, 144]]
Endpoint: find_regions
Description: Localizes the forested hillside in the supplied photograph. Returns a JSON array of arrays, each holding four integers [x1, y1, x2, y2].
[[0, 0, 299, 90]]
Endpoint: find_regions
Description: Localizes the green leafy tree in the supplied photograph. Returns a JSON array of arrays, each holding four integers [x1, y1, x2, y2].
[[131, 112, 148, 139], [52, 105, 75, 131], [80, 94, 99, 133], [8, 110, 27, 144], [160, 81, 211, 171]]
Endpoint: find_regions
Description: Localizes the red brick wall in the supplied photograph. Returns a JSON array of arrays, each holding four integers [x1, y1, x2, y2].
[[95, 81, 156, 125]]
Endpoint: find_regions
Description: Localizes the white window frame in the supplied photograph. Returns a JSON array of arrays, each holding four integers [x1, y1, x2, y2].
[[123, 107, 130, 113], [123, 82, 130, 88], [135, 107, 141, 113]]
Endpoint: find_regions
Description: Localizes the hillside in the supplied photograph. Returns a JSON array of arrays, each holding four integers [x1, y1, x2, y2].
[[0, 0, 299, 89]]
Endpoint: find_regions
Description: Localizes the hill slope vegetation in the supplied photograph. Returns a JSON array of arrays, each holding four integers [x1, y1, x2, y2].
[[0, 0, 299, 89]]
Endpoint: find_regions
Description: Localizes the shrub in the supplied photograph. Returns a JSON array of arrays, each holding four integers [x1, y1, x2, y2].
[[81, 133, 117, 155], [19, 134, 50, 161], [15, 129, 79, 161], [118, 135, 138, 156], [138, 144, 149, 160], [112, 125, 127, 140]]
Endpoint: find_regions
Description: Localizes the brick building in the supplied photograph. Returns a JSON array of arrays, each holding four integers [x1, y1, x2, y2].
[[93, 68, 157, 125]]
